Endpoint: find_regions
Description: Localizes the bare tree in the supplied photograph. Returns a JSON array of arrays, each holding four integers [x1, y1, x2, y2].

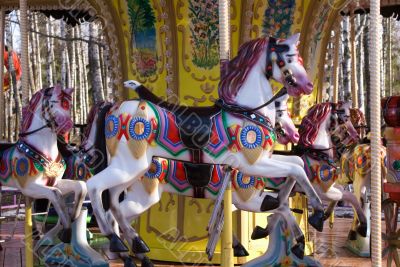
[[88, 23, 104, 104]]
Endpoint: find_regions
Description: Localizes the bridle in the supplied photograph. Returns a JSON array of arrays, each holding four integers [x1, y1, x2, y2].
[[265, 37, 298, 88], [19, 87, 58, 137]]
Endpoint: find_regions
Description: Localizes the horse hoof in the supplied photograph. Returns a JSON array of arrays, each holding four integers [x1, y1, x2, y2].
[[233, 242, 249, 257], [141, 256, 154, 267], [348, 230, 357, 241], [308, 210, 324, 232], [323, 212, 331, 221], [109, 233, 129, 252], [124, 257, 137, 267], [291, 242, 305, 259], [251, 226, 269, 240], [356, 223, 367, 237], [58, 228, 72, 243], [132, 236, 150, 253], [260, 195, 280, 211]]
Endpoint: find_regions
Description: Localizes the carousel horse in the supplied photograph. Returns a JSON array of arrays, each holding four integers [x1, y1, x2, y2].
[[336, 108, 386, 254], [86, 34, 325, 255], [118, 81, 308, 264], [251, 102, 367, 241], [45, 87, 304, 267], [0, 85, 86, 243]]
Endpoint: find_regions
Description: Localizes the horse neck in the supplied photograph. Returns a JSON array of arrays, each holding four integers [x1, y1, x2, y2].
[[82, 115, 98, 152], [311, 116, 334, 158], [233, 52, 275, 122], [23, 113, 58, 161]]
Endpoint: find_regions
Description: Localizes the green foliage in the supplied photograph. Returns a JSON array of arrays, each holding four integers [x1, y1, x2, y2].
[[189, 0, 219, 69], [262, 0, 295, 39], [127, 0, 156, 33]]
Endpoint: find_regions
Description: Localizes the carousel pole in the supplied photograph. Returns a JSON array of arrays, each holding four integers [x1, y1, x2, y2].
[[332, 24, 340, 103], [219, 0, 233, 266], [0, 7, 5, 141], [369, 0, 382, 266], [19, 0, 33, 266], [350, 7, 358, 108]]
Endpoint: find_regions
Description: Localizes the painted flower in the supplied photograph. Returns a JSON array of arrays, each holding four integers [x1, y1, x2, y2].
[[281, 256, 293, 267]]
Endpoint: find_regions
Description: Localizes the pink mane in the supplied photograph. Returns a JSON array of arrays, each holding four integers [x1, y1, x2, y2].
[[21, 89, 45, 133], [298, 103, 333, 148], [218, 37, 269, 104], [350, 108, 366, 127]]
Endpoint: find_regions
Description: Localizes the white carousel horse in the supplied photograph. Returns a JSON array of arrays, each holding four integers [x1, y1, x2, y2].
[[0, 85, 86, 243], [252, 102, 369, 241], [87, 34, 325, 255], [45, 90, 304, 267]]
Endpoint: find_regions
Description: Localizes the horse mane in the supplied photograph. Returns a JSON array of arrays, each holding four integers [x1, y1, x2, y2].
[[218, 37, 269, 104], [21, 87, 48, 133], [92, 102, 113, 175], [350, 108, 366, 127], [298, 103, 333, 148], [81, 103, 104, 144]]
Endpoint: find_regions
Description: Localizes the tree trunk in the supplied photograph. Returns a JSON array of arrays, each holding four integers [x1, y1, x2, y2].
[[342, 16, 351, 101], [45, 16, 53, 87], [60, 20, 67, 88], [33, 13, 42, 90], [88, 23, 105, 104], [364, 23, 371, 124], [357, 14, 365, 113]]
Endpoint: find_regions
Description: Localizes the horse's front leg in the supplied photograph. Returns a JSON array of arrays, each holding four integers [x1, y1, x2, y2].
[[55, 179, 87, 220], [239, 157, 324, 231]]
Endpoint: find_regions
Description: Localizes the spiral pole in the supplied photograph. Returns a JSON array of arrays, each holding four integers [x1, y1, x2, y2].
[[20, 0, 29, 105], [369, 0, 382, 266]]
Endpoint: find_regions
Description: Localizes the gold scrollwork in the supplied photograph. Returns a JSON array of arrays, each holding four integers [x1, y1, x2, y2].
[[191, 73, 206, 82], [176, 0, 184, 20], [252, 25, 260, 38], [149, 75, 159, 83], [208, 75, 220, 82], [296, 0, 306, 24], [177, 25, 191, 72], [157, 30, 165, 74], [188, 199, 203, 214], [206, 202, 215, 213], [165, 193, 176, 212], [231, 0, 237, 20], [209, 95, 218, 103], [253, 0, 264, 20], [152, 0, 163, 22], [183, 95, 207, 106], [200, 83, 215, 94]]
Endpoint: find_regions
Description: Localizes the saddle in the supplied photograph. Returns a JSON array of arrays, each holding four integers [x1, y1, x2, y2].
[[136, 85, 219, 197]]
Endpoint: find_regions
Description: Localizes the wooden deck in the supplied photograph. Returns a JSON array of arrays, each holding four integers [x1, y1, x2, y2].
[[0, 218, 390, 266]]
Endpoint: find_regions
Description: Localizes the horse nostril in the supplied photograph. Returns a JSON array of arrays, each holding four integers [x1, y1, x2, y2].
[[307, 82, 313, 88]]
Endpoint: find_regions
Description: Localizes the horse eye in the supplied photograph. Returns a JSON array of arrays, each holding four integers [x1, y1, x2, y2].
[[61, 99, 70, 110], [288, 59, 292, 63]]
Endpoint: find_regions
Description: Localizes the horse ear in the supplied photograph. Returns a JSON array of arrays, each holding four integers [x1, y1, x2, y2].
[[53, 84, 62, 94], [64, 87, 74, 95], [284, 33, 300, 46]]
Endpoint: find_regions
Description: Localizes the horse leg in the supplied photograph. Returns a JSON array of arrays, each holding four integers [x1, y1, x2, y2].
[[109, 185, 151, 255], [55, 180, 87, 220], [116, 182, 162, 267], [20, 183, 71, 242], [239, 157, 324, 231], [324, 201, 338, 221], [341, 189, 368, 237]]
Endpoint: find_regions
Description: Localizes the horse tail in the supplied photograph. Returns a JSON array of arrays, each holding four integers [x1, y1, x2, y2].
[[93, 102, 113, 175]]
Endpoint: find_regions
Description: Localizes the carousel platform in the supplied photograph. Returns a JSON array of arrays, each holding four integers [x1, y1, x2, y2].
[[0, 217, 387, 267]]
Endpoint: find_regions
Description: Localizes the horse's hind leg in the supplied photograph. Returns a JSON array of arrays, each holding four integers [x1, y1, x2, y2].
[[20, 183, 71, 242], [55, 179, 87, 220], [341, 189, 368, 237]]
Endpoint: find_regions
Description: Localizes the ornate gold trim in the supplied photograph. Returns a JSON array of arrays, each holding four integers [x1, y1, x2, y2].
[[177, 24, 191, 73], [209, 75, 220, 82], [176, 0, 184, 20], [296, 0, 306, 24], [231, 0, 237, 20], [183, 95, 207, 106], [191, 73, 206, 82], [251, 25, 260, 38], [200, 83, 215, 94], [188, 199, 202, 214], [253, 0, 263, 20]]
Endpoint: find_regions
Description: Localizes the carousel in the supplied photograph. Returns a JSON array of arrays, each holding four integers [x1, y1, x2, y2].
[[0, 0, 396, 266]]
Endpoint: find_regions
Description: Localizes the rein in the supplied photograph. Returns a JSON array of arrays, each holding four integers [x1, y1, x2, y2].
[[19, 87, 55, 138], [215, 87, 287, 131], [16, 140, 65, 168], [265, 37, 297, 87]]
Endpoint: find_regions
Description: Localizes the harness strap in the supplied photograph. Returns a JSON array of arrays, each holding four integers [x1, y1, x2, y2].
[[16, 140, 64, 169]]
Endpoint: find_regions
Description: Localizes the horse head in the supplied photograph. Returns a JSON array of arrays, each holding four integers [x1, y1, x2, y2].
[[275, 93, 299, 145]]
